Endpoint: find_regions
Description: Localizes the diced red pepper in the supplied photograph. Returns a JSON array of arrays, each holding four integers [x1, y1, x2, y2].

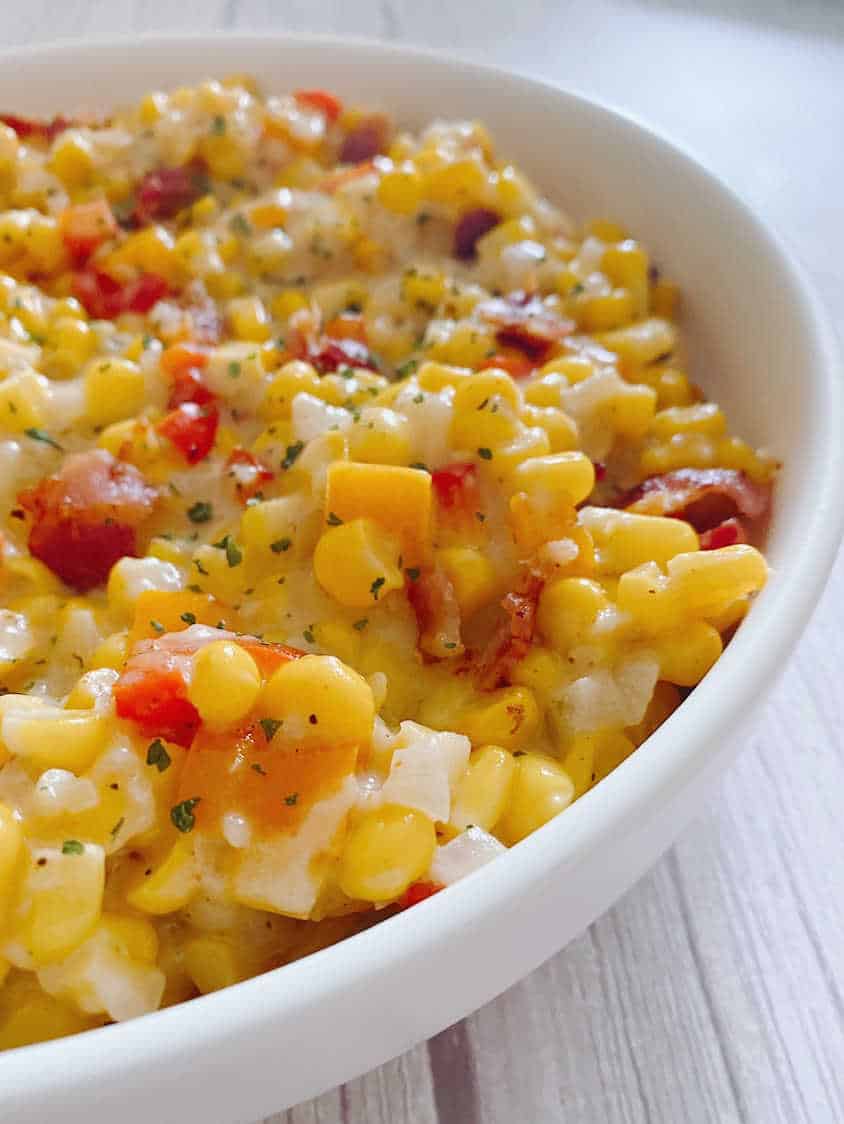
[[72, 268, 169, 320], [225, 447, 275, 505], [162, 343, 215, 409], [0, 114, 74, 143], [480, 349, 535, 380], [431, 461, 480, 512], [157, 403, 219, 465], [114, 657, 201, 748], [59, 199, 118, 265], [293, 89, 343, 123], [397, 881, 444, 909]]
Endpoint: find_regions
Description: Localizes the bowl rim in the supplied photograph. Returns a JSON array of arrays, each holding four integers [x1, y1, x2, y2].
[[0, 27, 842, 1106]]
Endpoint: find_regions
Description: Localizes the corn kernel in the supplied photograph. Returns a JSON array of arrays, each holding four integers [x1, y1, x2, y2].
[[228, 295, 272, 342], [339, 804, 436, 902], [348, 406, 412, 465], [271, 289, 309, 321], [188, 640, 261, 729], [1, 704, 109, 772], [377, 162, 424, 215], [456, 686, 541, 750], [579, 507, 699, 573], [107, 556, 183, 620], [260, 654, 374, 746], [511, 451, 595, 506], [184, 934, 244, 994], [574, 288, 635, 332], [314, 518, 403, 609], [602, 240, 649, 318], [401, 268, 445, 311], [595, 317, 676, 368], [83, 356, 145, 427], [49, 131, 95, 189], [496, 753, 575, 845], [0, 802, 23, 927], [435, 546, 498, 617], [325, 462, 432, 567], [667, 544, 768, 617], [655, 621, 723, 686], [126, 838, 198, 915], [451, 745, 515, 832], [538, 577, 610, 652], [0, 368, 49, 431], [17, 843, 105, 964], [649, 402, 726, 441], [100, 913, 159, 963]]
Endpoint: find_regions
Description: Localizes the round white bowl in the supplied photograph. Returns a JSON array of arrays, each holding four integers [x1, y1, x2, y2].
[[0, 33, 841, 1124]]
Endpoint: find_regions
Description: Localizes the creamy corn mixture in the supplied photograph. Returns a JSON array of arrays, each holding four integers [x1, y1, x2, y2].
[[0, 78, 775, 1049]]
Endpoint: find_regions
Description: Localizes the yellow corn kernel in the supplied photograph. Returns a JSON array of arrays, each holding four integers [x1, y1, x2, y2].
[[496, 753, 575, 845], [435, 546, 498, 617], [271, 288, 309, 320], [616, 562, 680, 634], [579, 507, 699, 573], [314, 518, 403, 609], [654, 621, 723, 686], [523, 372, 565, 408], [239, 496, 305, 557], [602, 240, 649, 318], [83, 356, 145, 427], [205, 270, 245, 299], [104, 224, 182, 285], [49, 131, 95, 189], [488, 425, 551, 480], [416, 361, 473, 392], [510, 646, 568, 701], [3, 555, 64, 597], [456, 686, 541, 751], [520, 404, 579, 452], [138, 91, 167, 125], [0, 973, 99, 1049], [639, 432, 717, 477], [0, 802, 23, 927], [377, 162, 424, 214], [595, 317, 676, 368], [451, 745, 515, 832], [587, 219, 627, 242], [0, 368, 49, 431], [401, 268, 445, 311], [574, 288, 635, 332], [188, 640, 261, 730], [261, 359, 320, 420], [649, 402, 726, 441], [339, 804, 436, 902], [348, 406, 412, 465], [18, 843, 104, 965], [1, 704, 109, 772], [544, 354, 597, 385], [708, 595, 750, 634], [191, 193, 218, 224], [126, 837, 198, 915], [199, 132, 246, 180], [325, 461, 432, 567], [261, 654, 374, 746], [184, 934, 245, 994], [228, 295, 272, 342], [538, 577, 610, 652], [107, 555, 183, 620], [87, 631, 129, 672], [511, 451, 595, 506], [667, 544, 768, 617], [626, 680, 682, 746], [189, 542, 246, 604], [427, 321, 497, 368], [425, 158, 486, 208], [591, 730, 636, 784], [100, 913, 159, 963], [560, 735, 595, 798], [249, 200, 288, 230], [494, 166, 537, 218], [651, 279, 680, 319], [312, 619, 361, 668]]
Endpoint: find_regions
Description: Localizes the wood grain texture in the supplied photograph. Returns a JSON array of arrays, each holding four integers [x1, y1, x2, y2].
[[7, 2, 844, 1121]]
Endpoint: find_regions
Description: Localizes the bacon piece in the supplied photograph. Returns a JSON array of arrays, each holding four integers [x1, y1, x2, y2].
[[339, 114, 389, 164], [0, 114, 75, 143], [477, 573, 543, 690], [309, 336, 376, 373], [453, 208, 501, 261], [699, 517, 747, 550], [618, 468, 770, 532], [407, 568, 463, 660], [18, 450, 157, 591], [293, 89, 343, 123], [225, 447, 274, 505], [132, 165, 207, 226], [476, 292, 574, 363]]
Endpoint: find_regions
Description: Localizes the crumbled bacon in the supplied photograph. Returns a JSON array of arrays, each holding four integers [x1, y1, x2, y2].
[[699, 518, 747, 550], [339, 114, 389, 164], [476, 292, 574, 363], [131, 164, 207, 226], [477, 573, 544, 690], [453, 208, 501, 261], [618, 468, 770, 532], [309, 336, 376, 374], [18, 450, 157, 591], [407, 568, 463, 660]]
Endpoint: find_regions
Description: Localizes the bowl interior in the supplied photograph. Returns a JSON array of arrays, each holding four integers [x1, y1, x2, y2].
[[0, 33, 840, 1124]]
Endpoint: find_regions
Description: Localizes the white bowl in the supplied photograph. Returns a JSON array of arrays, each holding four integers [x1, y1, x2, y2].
[[1, 33, 841, 1124]]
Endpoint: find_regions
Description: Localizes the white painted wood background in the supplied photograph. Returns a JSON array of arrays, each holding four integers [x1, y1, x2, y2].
[[7, 2, 844, 1120]]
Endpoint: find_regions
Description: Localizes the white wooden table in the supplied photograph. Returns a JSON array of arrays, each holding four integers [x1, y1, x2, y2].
[[9, 2, 844, 1120]]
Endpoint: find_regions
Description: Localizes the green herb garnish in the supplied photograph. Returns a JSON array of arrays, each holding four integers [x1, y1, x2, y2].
[[187, 500, 213, 523], [259, 717, 282, 743], [61, 840, 84, 855], [281, 441, 304, 470], [370, 576, 385, 600], [170, 798, 200, 833], [24, 427, 63, 451], [146, 738, 172, 773]]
